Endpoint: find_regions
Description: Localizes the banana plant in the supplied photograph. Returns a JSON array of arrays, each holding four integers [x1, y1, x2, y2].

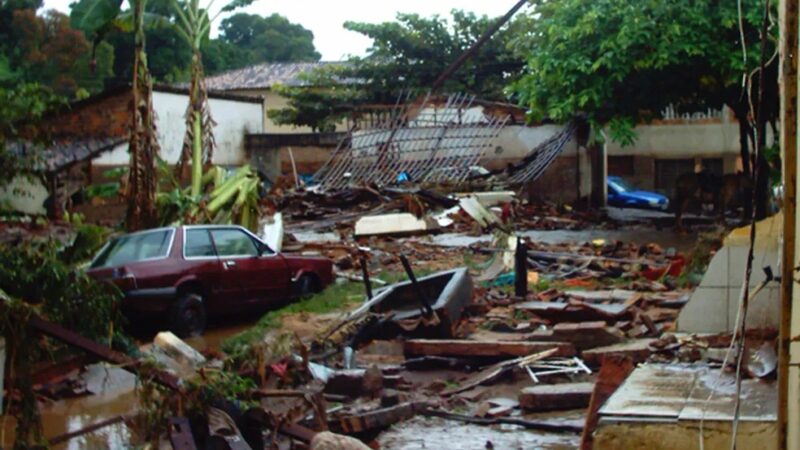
[[171, 0, 252, 197], [71, 0, 161, 231]]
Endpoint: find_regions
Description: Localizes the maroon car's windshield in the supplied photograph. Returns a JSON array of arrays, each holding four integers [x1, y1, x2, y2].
[[91, 229, 174, 269]]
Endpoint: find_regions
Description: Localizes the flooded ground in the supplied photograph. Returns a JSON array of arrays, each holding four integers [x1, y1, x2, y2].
[[378, 416, 579, 449], [4, 364, 137, 450]]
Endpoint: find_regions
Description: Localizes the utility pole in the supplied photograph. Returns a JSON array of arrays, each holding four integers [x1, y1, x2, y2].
[[777, 0, 798, 448]]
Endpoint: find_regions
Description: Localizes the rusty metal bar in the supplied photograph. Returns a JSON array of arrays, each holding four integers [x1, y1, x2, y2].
[[48, 415, 128, 445]]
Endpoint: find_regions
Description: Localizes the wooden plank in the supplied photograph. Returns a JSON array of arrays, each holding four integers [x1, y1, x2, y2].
[[27, 314, 181, 390], [441, 348, 559, 396], [777, 1, 799, 446], [519, 382, 595, 412], [580, 355, 635, 450], [331, 402, 426, 434], [404, 339, 575, 358], [168, 417, 198, 450]]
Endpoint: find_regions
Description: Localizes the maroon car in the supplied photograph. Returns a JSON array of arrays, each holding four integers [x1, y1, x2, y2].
[[87, 225, 334, 336]]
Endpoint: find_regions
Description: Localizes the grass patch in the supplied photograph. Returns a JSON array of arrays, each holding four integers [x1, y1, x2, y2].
[[221, 266, 443, 356], [221, 280, 367, 354]]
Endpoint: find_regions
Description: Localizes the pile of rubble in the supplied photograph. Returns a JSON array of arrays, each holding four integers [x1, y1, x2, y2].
[[18, 183, 778, 449]]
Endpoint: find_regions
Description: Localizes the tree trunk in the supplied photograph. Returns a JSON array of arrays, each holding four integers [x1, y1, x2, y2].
[[754, 119, 770, 220], [126, 0, 160, 231], [177, 50, 215, 194], [734, 105, 752, 176]]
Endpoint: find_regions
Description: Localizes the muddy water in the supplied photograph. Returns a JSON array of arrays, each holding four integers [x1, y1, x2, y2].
[[378, 416, 579, 449], [184, 320, 255, 353], [3, 364, 138, 449]]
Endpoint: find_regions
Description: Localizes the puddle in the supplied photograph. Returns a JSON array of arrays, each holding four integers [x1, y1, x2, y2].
[[184, 320, 255, 353], [378, 416, 579, 449], [3, 365, 138, 450]]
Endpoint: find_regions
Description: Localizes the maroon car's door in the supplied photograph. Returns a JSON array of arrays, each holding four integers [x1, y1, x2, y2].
[[182, 228, 231, 310], [208, 228, 290, 307], [211, 228, 290, 304]]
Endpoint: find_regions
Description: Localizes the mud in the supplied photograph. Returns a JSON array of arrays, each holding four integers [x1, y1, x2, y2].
[[377, 416, 579, 449]]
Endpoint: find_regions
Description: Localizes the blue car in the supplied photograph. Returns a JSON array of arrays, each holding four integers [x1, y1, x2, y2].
[[607, 176, 670, 211]]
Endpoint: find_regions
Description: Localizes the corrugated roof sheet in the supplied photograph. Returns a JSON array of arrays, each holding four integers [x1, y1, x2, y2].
[[204, 61, 343, 91], [8, 138, 125, 174]]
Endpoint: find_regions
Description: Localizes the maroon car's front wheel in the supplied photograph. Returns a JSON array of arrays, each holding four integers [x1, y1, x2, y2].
[[170, 293, 207, 337]]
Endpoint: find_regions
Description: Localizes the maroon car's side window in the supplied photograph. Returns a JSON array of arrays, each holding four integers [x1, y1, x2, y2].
[[210, 229, 258, 257], [185, 229, 216, 258]]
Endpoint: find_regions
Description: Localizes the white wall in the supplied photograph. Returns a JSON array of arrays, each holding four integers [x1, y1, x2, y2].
[[607, 122, 742, 158], [93, 91, 263, 166], [0, 175, 48, 215]]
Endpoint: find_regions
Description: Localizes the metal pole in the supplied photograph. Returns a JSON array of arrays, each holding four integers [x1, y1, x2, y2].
[[360, 255, 373, 300], [399, 254, 434, 317], [515, 237, 529, 298], [778, 0, 798, 447], [431, 0, 529, 91]]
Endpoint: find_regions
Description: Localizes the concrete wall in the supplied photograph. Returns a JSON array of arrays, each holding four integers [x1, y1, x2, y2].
[[93, 91, 262, 167], [0, 175, 48, 215], [677, 213, 782, 333], [224, 89, 349, 134], [594, 421, 777, 450]]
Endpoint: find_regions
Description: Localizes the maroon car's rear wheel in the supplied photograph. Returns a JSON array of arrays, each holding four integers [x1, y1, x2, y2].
[[170, 293, 207, 337], [298, 274, 321, 298]]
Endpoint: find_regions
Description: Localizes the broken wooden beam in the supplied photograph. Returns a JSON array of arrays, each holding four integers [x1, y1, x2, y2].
[[168, 417, 198, 450], [330, 401, 428, 434], [441, 348, 559, 396], [403, 339, 575, 359], [26, 314, 181, 390], [580, 355, 635, 450], [518, 382, 595, 412]]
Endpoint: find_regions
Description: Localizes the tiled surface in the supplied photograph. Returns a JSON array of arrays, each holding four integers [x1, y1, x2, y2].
[[678, 236, 780, 333]]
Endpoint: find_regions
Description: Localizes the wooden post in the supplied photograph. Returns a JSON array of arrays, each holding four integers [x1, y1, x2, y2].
[[514, 237, 528, 298], [778, 0, 798, 448]]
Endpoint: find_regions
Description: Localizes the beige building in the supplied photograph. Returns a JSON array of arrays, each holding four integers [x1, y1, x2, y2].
[[204, 61, 347, 134]]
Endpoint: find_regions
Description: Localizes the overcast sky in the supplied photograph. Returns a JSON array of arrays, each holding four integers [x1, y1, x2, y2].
[[41, 0, 523, 60]]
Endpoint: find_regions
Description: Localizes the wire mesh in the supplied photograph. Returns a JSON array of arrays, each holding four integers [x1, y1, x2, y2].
[[313, 91, 508, 190]]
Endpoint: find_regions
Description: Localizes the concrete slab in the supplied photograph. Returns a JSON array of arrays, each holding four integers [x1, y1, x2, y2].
[[354, 213, 438, 237], [599, 364, 698, 418], [595, 364, 777, 450]]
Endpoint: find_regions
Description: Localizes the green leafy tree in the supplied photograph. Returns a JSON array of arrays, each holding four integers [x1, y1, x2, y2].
[[101, 8, 192, 84], [268, 65, 365, 132], [509, 0, 778, 214], [218, 13, 321, 65], [0, 4, 108, 96], [344, 10, 524, 99], [270, 10, 525, 131]]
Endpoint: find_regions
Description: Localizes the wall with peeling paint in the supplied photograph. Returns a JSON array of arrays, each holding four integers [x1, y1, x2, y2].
[[92, 91, 263, 167]]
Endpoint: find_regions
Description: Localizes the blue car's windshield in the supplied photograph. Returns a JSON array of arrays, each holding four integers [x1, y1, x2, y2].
[[609, 177, 636, 193]]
